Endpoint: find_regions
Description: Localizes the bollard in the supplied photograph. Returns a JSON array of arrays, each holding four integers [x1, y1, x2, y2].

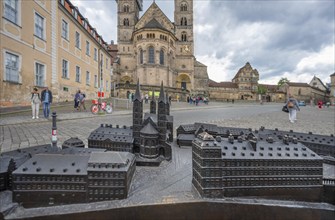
[[51, 112, 58, 149]]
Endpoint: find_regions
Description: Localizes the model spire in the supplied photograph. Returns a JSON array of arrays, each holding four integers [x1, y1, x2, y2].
[[158, 81, 166, 103], [134, 79, 142, 102]]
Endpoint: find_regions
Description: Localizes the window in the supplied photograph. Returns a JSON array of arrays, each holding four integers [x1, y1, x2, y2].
[[181, 17, 187, 26], [86, 40, 90, 55], [35, 63, 45, 86], [62, 59, 68, 78], [86, 71, 90, 85], [139, 49, 143, 64], [160, 49, 164, 65], [181, 32, 187, 42], [123, 4, 129, 12], [94, 75, 98, 88], [123, 18, 129, 26], [34, 12, 44, 39], [181, 3, 187, 11], [4, 0, 18, 24], [94, 48, 97, 61], [75, 66, 80, 82], [106, 80, 109, 91], [61, 19, 68, 39], [106, 58, 108, 69], [5, 52, 19, 83], [148, 46, 154, 64], [75, 31, 80, 48]]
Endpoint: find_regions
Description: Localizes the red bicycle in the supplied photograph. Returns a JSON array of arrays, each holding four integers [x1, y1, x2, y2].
[[91, 99, 112, 114]]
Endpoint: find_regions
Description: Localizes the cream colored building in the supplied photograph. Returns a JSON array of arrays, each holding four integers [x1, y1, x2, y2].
[[208, 62, 259, 101], [330, 73, 335, 105], [0, 0, 111, 107], [112, 0, 208, 99]]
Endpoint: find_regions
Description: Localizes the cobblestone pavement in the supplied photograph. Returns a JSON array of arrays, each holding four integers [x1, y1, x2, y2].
[[0, 102, 334, 153]]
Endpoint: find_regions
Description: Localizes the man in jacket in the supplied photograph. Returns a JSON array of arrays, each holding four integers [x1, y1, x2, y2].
[[41, 87, 53, 118]]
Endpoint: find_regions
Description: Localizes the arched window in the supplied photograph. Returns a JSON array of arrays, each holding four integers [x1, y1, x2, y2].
[[181, 32, 187, 42], [160, 49, 164, 65], [181, 17, 187, 26], [148, 46, 155, 64], [139, 49, 143, 64], [123, 4, 129, 12], [123, 18, 129, 26], [181, 3, 188, 11]]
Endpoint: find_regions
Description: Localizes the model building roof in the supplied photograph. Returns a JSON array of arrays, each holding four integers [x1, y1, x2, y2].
[[88, 151, 135, 171], [13, 154, 90, 175], [194, 135, 323, 160], [140, 122, 159, 134], [88, 124, 133, 143], [257, 128, 335, 146]]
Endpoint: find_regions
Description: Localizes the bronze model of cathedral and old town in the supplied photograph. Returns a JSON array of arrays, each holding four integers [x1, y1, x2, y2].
[[0, 0, 334, 219]]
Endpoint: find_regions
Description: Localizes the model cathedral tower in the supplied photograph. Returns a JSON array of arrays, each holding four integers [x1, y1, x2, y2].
[[133, 80, 172, 163]]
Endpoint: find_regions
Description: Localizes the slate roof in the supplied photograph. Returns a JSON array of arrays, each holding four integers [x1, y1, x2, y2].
[[286, 82, 310, 87], [144, 18, 167, 31], [208, 80, 238, 88]]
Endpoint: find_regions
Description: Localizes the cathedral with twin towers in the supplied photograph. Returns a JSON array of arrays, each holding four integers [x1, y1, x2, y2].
[[113, 0, 209, 99]]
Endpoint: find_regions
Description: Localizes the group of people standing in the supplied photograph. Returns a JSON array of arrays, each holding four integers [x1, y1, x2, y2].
[[31, 87, 87, 119], [187, 96, 209, 105], [31, 87, 52, 119]]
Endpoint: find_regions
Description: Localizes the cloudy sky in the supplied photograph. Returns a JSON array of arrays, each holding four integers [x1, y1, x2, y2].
[[72, 0, 334, 85]]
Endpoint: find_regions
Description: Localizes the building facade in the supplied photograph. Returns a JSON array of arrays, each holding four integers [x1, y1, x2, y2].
[[0, 0, 111, 107], [208, 62, 259, 101], [112, 0, 209, 100]]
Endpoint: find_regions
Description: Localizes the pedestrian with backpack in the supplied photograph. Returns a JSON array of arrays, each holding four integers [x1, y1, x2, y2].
[[285, 95, 300, 123]]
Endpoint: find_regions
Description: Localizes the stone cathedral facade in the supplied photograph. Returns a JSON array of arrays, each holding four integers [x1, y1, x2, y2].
[[113, 0, 209, 99]]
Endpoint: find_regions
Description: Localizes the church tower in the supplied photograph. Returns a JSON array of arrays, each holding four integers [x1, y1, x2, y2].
[[116, 0, 143, 78], [132, 79, 143, 146], [174, 0, 194, 54], [174, 0, 195, 91]]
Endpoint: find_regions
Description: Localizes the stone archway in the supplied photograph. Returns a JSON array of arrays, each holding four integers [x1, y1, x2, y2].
[[121, 76, 133, 84], [176, 73, 191, 91]]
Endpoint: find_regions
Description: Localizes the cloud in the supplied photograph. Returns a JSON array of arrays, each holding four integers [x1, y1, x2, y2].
[[72, 0, 335, 85]]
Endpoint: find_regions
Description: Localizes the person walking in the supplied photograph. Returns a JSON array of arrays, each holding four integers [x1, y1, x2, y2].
[[74, 90, 81, 111], [41, 87, 53, 118], [286, 95, 300, 123], [31, 87, 41, 119], [80, 92, 86, 111]]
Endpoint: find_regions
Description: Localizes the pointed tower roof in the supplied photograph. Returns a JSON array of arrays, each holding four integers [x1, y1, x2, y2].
[[151, 90, 155, 101], [134, 79, 142, 101], [158, 81, 166, 103]]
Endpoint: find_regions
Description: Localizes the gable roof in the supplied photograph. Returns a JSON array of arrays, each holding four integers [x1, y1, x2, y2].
[[135, 2, 174, 32], [144, 18, 167, 31], [232, 62, 259, 80]]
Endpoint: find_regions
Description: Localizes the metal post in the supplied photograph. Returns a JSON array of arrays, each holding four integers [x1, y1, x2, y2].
[[51, 112, 58, 149]]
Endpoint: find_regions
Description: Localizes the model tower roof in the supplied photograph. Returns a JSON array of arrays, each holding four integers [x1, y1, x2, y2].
[[158, 81, 166, 103], [134, 79, 142, 101]]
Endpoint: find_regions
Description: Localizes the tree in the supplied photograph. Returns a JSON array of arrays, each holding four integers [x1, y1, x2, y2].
[[257, 85, 267, 95], [277, 77, 290, 87]]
